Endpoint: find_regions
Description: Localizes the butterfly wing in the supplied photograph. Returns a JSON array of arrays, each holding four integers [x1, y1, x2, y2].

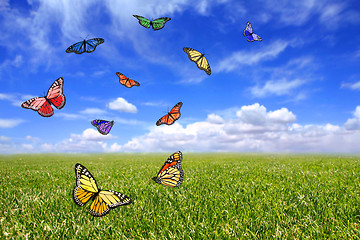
[[243, 22, 253, 37], [46, 77, 66, 109], [116, 72, 140, 88], [84, 38, 105, 53], [248, 33, 262, 42], [66, 41, 85, 54], [168, 101, 182, 123], [243, 22, 262, 42], [183, 47, 211, 75], [66, 38, 104, 54], [153, 151, 184, 187], [151, 17, 171, 30], [156, 102, 183, 126], [89, 190, 132, 217], [156, 114, 170, 126], [91, 120, 114, 135], [197, 55, 211, 75], [21, 97, 54, 117], [73, 163, 99, 207], [133, 15, 151, 29]]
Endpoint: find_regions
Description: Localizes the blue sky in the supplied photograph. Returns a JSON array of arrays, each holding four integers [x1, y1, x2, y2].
[[0, 0, 360, 153]]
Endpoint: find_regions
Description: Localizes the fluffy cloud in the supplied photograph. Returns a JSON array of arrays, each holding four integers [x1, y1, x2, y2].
[[1, 128, 114, 153], [2, 103, 360, 153], [107, 97, 137, 113], [111, 103, 360, 153], [344, 106, 360, 130], [70, 128, 114, 141]]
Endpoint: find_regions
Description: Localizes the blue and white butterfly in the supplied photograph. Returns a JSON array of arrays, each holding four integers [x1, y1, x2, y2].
[[66, 38, 104, 54], [91, 120, 114, 135], [243, 22, 262, 42]]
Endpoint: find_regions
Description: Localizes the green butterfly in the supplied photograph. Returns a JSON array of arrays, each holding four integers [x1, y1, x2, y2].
[[133, 15, 171, 31]]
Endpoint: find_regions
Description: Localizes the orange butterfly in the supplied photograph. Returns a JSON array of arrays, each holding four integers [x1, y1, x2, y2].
[[156, 102, 183, 126], [116, 72, 140, 88]]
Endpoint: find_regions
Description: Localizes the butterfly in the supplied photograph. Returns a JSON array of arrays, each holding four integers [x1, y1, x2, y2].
[[116, 72, 140, 88], [133, 15, 171, 31], [243, 22, 262, 42], [156, 102, 183, 126], [66, 38, 104, 54], [152, 151, 184, 187], [73, 163, 132, 217], [183, 47, 211, 75], [21, 77, 66, 117], [91, 120, 114, 135]]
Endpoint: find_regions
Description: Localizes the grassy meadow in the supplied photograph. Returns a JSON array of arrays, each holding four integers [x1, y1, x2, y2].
[[0, 153, 360, 239]]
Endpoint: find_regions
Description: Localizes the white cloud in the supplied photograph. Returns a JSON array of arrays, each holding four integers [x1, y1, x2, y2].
[[344, 106, 360, 130], [142, 101, 169, 107], [245, 56, 316, 99], [56, 108, 106, 120], [2, 104, 360, 153], [268, 108, 296, 123], [206, 114, 224, 124], [79, 108, 107, 115], [0, 93, 25, 106], [108, 103, 360, 153], [0, 55, 23, 73], [341, 81, 360, 90], [0, 136, 10, 141], [25, 135, 39, 141], [257, 0, 359, 28], [250, 78, 306, 97], [107, 97, 137, 113], [0, 128, 114, 153], [0, 118, 24, 128], [215, 40, 290, 73], [55, 113, 85, 120], [70, 128, 114, 141]]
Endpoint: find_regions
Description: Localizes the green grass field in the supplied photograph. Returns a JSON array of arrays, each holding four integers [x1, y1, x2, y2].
[[1, 153, 360, 239]]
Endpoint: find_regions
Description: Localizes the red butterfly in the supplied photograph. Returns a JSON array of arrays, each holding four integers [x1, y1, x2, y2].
[[21, 77, 66, 117], [116, 72, 140, 88], [156, 102, 183, 126]]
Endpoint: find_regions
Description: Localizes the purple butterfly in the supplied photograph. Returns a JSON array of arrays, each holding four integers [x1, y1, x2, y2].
[[91, 119, 114, 135], [243, 22, 262, 42]]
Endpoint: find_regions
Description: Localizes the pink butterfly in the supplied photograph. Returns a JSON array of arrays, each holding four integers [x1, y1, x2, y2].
[[21, 77, 66, 117]]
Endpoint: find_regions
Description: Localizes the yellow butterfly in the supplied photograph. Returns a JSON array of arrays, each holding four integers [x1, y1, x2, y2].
[[152, 151, 184, 187], [183, 47, 211, 75], [72, 163, 132, 217]]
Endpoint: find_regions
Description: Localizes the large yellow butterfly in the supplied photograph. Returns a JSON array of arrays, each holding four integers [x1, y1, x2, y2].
[[183, 47, 211, 75], [152, 151, 184, 187], [72, 163, 132, 217]]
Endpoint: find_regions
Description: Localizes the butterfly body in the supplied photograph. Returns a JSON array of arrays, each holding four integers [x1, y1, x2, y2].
[[73, 163, 132, 217], [153, 151, 184, 187], [66, 38, 104, 54], [21, 77, 66, 117], [91, 120, 114, 135], [156, 102, 182, 126], [116, 72, 140, 88], [183, 47, 211, 75], [133, 15, 171, 31], [243, 22, 262, 42]]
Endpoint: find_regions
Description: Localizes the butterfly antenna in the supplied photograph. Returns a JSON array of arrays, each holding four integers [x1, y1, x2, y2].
[[80, 35, 89, 40]]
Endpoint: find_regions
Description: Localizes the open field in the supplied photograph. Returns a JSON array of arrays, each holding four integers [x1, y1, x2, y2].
[[0, 153, 360, 239]]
